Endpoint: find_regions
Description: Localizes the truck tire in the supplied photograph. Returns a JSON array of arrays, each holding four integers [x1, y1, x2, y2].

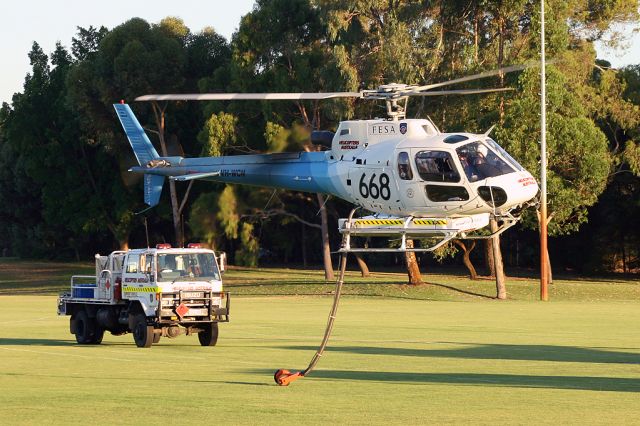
[[74, 311, 95, 344], [91, 328, 105, 345], [198, 322, 219, 346], [132, 314, 154, 348]]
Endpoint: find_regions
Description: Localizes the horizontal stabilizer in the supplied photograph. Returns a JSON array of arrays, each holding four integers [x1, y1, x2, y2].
[[170, 171, 221, 181]]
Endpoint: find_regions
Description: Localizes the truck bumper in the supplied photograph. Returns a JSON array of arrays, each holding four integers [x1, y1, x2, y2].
[[158, 291, 230, 325]]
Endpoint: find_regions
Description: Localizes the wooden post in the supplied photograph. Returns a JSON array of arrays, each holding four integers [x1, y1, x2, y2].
[[540, 0, 549, 301]]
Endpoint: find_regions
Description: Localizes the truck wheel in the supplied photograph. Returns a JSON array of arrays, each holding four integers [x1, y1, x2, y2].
[[90, 328, 105, 345], [132, 314, 154, 348], [153, 332, 161, 344], [198, 322, 219, 346], [74, 311, 95, 344]]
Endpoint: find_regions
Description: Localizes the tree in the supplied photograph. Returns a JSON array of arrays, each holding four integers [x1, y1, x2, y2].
[[67, 18, 230, 247], [496, 63, 612, 282], [227, 0, 361, 279]]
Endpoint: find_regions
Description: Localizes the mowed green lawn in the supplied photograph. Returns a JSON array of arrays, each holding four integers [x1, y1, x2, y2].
[[0, 260, 639, 424]]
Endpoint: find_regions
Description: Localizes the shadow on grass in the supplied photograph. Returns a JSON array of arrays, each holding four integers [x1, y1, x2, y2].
[[299, 370, 640, 392], [0, 338, 78, 346], [282, 343, 640, 365], [426, 282, 494, 299]]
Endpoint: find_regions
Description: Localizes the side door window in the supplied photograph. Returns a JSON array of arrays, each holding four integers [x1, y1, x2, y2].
[[397, 152, 413, 180], [414, 150, 460, 183], [415, 150, 469, 202], [126, 254, 140, 273]]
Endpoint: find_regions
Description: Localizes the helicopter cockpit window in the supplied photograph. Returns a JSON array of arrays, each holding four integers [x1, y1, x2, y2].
[[484, 138, 524, 171], [456, 142, 515, 183], [397, 152, 413, 180], [414, 151, 460, 183]]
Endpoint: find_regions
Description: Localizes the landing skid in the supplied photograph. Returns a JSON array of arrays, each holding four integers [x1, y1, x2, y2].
[[337, 211, 518, 253], [274, 209, 520, 386]]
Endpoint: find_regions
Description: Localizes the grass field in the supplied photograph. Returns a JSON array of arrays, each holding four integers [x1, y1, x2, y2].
[[1, 259, 639, 424]]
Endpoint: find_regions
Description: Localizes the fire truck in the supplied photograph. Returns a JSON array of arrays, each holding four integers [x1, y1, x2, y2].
[[57, 244, 230, 348]]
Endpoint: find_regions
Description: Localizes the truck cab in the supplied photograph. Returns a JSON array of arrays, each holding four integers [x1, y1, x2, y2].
[[58, 244, 230, 348]]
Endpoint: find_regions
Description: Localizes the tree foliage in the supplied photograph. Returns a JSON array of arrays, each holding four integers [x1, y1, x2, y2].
[[0, 1, 639, 275]]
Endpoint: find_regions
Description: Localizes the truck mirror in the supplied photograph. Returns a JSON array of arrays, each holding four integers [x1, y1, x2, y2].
[[218, 252, 227, 274]]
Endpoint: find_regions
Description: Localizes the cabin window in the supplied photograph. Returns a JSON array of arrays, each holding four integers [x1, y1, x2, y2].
[[397, 152, 413, 180], [414, 151, 460, 183], [425, 185, 470, 202], [125, 254, 140, 273], [456, 142, 515, 183]]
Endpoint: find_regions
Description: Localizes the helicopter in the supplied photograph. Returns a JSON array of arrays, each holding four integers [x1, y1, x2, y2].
[[114, 63, 539, 250], [114, 63, 540, 386]]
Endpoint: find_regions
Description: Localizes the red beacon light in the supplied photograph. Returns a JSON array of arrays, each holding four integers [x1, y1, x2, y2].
[[156, 243, 172, 249], [187, 243, 203, 248]]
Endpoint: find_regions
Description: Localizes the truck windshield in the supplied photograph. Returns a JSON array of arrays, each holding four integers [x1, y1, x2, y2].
[[157, 253, 220, 282]]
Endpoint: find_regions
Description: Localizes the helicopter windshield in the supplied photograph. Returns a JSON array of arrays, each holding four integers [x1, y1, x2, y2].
[[456, 142, 515, 183], [484, 138, 524, 171], [157, 252, 220, 282]]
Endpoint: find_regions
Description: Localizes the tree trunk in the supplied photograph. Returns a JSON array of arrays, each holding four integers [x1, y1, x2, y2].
[[119, 239, 129, 251], [490, 217, 507, 299], [301, 223, 308, 268], [546, 246, 553, 284], [405, 239, 423, 285], [454, 240, 478, 280], [485, 239, 496, 277], [152, 102, 183, 246], [355, 254, 370, 277], [317, 193, 334, 280], [168, 181, 182, 246]]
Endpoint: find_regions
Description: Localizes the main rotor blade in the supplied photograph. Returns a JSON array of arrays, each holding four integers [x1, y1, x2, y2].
[[405, 87, 514, 96], [135, 92, 362, 102], [411, 63, 529, 93]]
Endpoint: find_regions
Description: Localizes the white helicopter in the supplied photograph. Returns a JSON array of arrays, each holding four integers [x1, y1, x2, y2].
[[115, 64, 538, 252], [114, 64, 540, 386]]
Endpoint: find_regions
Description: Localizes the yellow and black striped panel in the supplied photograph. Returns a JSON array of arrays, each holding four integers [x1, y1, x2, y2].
[[412, 219, 448, 226], [122, 286, 160, 293], [354, 219, 404, 226]]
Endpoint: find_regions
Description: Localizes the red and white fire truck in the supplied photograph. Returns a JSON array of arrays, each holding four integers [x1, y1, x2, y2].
[[57, 244, 229, 348]]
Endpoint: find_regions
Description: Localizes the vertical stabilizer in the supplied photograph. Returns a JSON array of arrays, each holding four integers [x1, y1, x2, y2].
[[113, 103, 159, 166], [114, 103, 164, 208]]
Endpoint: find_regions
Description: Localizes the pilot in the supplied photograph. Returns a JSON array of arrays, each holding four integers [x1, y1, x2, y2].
[[458, 149, 477, 181], [473, 144, 499, 178]]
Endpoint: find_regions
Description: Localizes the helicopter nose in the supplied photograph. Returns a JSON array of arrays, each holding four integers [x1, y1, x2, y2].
[[477, 173, 538, 210], [506, 174, 539, 207]]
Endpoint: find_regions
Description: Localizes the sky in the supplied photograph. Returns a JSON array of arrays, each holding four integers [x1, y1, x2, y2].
[[0, 0, 255, 105], [0, 1, 638, 106]]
